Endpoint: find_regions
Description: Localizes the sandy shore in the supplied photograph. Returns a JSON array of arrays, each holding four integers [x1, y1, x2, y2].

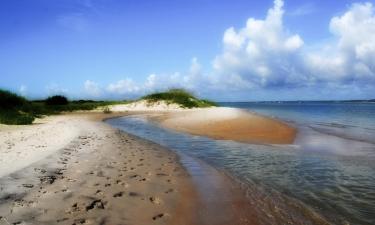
[[0, 113, 197, 225], [0, 112, 259, 225], [150, 107, 296, 144]]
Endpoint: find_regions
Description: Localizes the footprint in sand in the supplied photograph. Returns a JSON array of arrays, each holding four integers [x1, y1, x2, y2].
[[156, 173, 168, 177], [165, 188, 174, 194], [113, 192, 124, 198], [152, 213, 165, 220], [129, 174, 139, 179], [39, 175, 57, 184], [22, 184, 34, 188], [72, 218, 89, 225], [85, 199, 105, 211], [149, 196, 162, 205], [128, 192, 141, 197]]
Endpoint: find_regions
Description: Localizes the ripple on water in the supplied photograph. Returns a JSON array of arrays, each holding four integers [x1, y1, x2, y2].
[[107, 116, 375, 225]]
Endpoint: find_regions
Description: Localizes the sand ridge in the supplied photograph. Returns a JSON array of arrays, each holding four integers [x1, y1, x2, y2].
[[152, 107, 297, 144]]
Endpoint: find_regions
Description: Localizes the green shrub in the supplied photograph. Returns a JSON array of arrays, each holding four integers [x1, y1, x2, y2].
[[103, 106, 112, 114], [0, 89, 126, 125], [0, 110, 35, 125], [0, 89, 35, 124], [0, 89, 28, 109], [141, 89, 217, 108], [45, 95, 69, 105]]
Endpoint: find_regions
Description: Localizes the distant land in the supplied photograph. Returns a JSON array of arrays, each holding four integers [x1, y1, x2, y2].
[[219, 99, 375, 103]]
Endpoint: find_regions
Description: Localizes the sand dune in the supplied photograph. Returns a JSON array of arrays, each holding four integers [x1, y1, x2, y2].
[[108, 100, 185, 112]]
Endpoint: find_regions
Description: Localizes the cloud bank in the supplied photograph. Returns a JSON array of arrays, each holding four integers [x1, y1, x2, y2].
[[82, 0, 375, 100], [213, 0, 375, 90]]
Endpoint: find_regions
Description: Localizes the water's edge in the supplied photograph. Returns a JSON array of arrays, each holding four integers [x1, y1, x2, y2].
[[106, 111, 375, 225]]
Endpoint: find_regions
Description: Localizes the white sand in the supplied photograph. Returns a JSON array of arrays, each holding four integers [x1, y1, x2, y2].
[[0, 113, 199, 225], [0, 116, 82, 177], [109, 100, 186, 112]]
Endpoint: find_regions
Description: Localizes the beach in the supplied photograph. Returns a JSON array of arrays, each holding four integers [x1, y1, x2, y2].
[[146, 107, 296, 144], [0, 109, 273, 225], [0, 113, 198, 224]]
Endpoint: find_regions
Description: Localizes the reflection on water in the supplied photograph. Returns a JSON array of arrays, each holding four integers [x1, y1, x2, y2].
[[107, 114, 375, 225]]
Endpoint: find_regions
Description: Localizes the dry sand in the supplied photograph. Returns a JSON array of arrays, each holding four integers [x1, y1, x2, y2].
[[0, 113, 197, 225], [152, 107, 297, 144], [108, 100, 184, 112], [108, 101, 297, 144], [0, 112, 259, 225]]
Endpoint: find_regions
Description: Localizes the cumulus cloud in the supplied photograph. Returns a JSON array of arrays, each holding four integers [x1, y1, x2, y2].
[[307, 2, 375, 82], [46, 84, 69, 96], [80, 1, 375, 100], [213, 0, 307, 88], [106, 78, 141, 95], [80, 58, 210, 99], [19, 85, 27, 96], [84, 80, 102, 97], [213, 0, 375, 90]]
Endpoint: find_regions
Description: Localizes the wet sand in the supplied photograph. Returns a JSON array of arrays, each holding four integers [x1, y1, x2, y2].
[[151, 107, 297, 144], [0, 112, 260, 225]]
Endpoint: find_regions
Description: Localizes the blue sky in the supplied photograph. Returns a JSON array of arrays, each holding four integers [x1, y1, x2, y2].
[[1, 0, 375, 101]]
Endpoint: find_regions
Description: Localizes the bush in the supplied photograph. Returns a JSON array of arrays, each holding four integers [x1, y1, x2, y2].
[[0, 89, 27, 109], [141, 89, 217, 108], [0, 109, 35, 125], [0, 89, 35, 124], [0, 89, 126, 125], [45, 95, 69, 105], [103, 106, 112, 114]]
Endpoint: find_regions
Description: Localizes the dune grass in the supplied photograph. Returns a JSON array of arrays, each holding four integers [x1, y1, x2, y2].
[[141, 89, 217, 108], [0, 89, 36, 125], [0, 88, 216, 125], [0, 89, 125, 125]]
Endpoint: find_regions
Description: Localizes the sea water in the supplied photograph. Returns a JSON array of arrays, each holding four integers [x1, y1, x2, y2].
[[107, 102, 375, 225]]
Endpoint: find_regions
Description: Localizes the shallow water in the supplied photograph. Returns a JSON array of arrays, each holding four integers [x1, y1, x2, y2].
[[107, 102, 375, 225]]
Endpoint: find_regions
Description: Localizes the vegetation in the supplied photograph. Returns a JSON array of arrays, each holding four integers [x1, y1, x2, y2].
[[103, 106, 112, 114], [45, 95, 68, 105], [0, 89, 125, 125], [0, 89, 35, 125], [0, 88, 216, 125], [141, 89, 217, 108]]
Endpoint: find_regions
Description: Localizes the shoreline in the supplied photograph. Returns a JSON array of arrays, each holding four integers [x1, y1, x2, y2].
[[0, 113, 199, 224], [145, 107, 297, 144], [0, 112, 261, 225]]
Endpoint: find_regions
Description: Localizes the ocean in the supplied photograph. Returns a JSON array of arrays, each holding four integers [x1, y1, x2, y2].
[[106, 102, 375, 225]]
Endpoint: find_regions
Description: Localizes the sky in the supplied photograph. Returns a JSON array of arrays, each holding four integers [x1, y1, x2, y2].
[[1, 0, 375, 101]]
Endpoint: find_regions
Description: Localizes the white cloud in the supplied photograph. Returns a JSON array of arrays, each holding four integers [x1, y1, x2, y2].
[[79, 1, 375, 100], [213, 0, 375, 90], [19, 85, 27, 96], [84, 80, 102, 97], [46, 84, 68, 96], [213, 0, 306, 88], [106, 78, 141, 95]]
